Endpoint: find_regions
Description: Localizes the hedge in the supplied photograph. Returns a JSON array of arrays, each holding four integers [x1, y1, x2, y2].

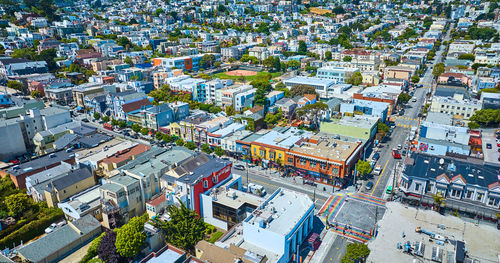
[[0, 209, 64, 249]]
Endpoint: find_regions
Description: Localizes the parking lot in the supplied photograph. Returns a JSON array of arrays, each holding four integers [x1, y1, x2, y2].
[[368, 202, 500, 263]]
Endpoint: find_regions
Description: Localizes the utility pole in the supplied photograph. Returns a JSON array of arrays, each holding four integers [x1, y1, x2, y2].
[[246, 161, 249, 187]]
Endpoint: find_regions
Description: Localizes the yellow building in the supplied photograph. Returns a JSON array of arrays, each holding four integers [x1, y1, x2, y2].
[[44, 167, 96, 207]]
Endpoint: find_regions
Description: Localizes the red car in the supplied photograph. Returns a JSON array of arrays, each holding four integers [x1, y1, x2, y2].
[[392, 150, 402, 159], [9, 159, 19, 164]]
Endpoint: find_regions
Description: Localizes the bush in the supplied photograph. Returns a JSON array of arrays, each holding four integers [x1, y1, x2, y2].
[[0, 208, 63, 249], [208, 231, 223, 243]]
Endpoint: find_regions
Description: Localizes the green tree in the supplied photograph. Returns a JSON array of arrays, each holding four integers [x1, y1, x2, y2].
[[273, 56, 281, 71], [155, 132, 164, 141], [458, 53, 475, 61], [176, 138, 185, 146], [286, 60, 301, 69], [185, 141, 196, 150], [31, 90, 42, 98], [289, 85, 317, 97], [7, 80, 23, 91], [102, 116, 110, 123], [118, 120, 127, 129], [111, 119, 119, 126], [432, 63, 445, 78], [117, 37, 132, 48], [343, 56, 352, 62], [469, 109, 500, 127], [80, 232, 104, 263], [201, 144, 213, 154], [356, 160, 372, 178], [4, 193, 31, 217], [398, 93, 412, 104], [346, 71, 363, 86], [162, 134, 173, 143], [131, 123, 141, 133], [325, 51, 332, 60], [152, 201, 207, 252], [411, 75, 420, 83], [225, 105, 235, 116], [124, 56, 134, 66], [115, 214, 148, 258], [298, 40, 307, 54], [93, 112, 101, 120], [140, 127, 149, 136], [263, 56, 275, 69], [200, 54, 216, 69], [341, 243, 370, 263], [295, 102, 329, 130], [467, 121, 480, 129], [214, 146, 224, 157]]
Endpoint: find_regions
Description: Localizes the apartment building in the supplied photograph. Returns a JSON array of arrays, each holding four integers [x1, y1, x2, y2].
[[215, 84, 256, 111]]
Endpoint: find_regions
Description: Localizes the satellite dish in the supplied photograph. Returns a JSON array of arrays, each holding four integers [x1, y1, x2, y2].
[[439, 158, 444, 165]]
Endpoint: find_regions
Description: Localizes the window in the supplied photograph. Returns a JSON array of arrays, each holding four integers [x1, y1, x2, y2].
[[488, 197, 495, 206], [269, 152, 274, 159], [310, 161, 316, 168], [212, 175, 218, 184], [203, 180, 208, 188], [415, 183, 420, 192], [300, 158, 306, 166], [476, 192, 483, 201], [320, 163, 327, 170], [288, 157, 294, 163], [466, 191, 472, 199], [260, 150, 264, 156]]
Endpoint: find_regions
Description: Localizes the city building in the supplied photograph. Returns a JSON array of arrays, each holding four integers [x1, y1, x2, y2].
[[220, 188, 314, 263], [283, 76, 336, 99], [320, 115, 379, 141], [316, 66, 359, 84], [215, 85, 256, 111]]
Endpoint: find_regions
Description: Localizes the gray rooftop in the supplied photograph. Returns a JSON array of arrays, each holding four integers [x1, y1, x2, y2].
[[17, 215, 101, 263], [4, 150, 75, 177]]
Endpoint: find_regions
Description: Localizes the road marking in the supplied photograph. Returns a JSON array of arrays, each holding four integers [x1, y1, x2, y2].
[[371, 160, 389, 195], [337, 253, 342, 260]]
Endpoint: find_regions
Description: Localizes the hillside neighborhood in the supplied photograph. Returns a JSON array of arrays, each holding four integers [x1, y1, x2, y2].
[[0, 0, 499, 262]]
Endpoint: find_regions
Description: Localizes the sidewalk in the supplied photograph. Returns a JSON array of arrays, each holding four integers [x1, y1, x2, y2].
[[306, 230, 336, 263]]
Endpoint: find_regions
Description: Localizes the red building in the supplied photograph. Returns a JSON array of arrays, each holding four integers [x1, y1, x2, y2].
[[173, 154, 232, 216]]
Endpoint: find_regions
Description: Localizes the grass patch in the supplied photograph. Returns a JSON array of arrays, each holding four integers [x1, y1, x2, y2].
[[212, 71, 282, 82], [207, 231, 224, 243], [87, 258, 102, 263]]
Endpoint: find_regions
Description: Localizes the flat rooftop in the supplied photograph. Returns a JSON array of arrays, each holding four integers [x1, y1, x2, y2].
[[253, 127, 312, 149], [284, 76, 336, 86], [212, 188, 265, 210], [289, 135, 361, 163], [78, 140, 138, 164], [246, 188, 313, 235], [122, 147, 195, 177]]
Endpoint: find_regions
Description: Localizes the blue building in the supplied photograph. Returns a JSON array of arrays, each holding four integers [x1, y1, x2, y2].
[[340, 99, 389, 122], [0, 93, 14, 108], [476, 77, 496, 91], [220, 188, 315, 263]]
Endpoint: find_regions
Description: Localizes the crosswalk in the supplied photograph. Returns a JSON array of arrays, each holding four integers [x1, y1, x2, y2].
[[394, 116, 418, 121], [395, 123, 415, 128]]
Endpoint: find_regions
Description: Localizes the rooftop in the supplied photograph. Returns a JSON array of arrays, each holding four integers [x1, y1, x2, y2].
[[78, 140, 138, 164], [246, 188, 313, 235], [121, 147, 195, 177], [284, 76, 336, 86], [211, 187, 265, 210], [100, 144, 151, 166], [253, 127, 312, 150], [3, 150, 75, 177], [289, 134, 361, 163]]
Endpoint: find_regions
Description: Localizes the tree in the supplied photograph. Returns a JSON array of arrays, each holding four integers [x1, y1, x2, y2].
[[343, 56, 352, 62], [102, 116, 110, 123], [295, 102, 329, 130], [131, 124, 141, 133], [98, 230, 125, 263], [116, 214, 148, 258], [225, 106, 235, 116], [185, 141, 196, 150], [176, 138, 185, 146], [432, 63, 445, 78], [346, 71, 363, 86], [7, 81, 23, 91], [4, 193, 31, 217], [325, 51, 332, 60], [81, 232, 105, 263], [469, 109, 500, 127], [432, 192, 445, 211], [162, 134, 173, 143], [298, 40, 307, 54], [140, 127, 149, 136], [356, 160, 372, 178], [117, 37, 132, 48], [458, 53, 475, 61], [286, 60, 301, 69], [398, 93, 412, 104], [155, 132, 164, 141], [214, 146, 224, 157], [263, 56, 275, 68], [467, 121, 480, 129], [31, 90, 42, 98], [290, 85, 317, 97], [93, 112, 101, 120], [411, 75, 420, 84], [201, 144, 213, 154], [273, 56, 281, 72], [152, 201, 207, 252], [341, 243, 370, 263], [118, 120, 127, 129], [200, 54, 216, 69], [124, 56, 134, 66], [111, 119, 119, 126]]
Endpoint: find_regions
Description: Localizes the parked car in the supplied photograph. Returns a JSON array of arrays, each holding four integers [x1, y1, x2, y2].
[[373, 165, 382, 175], [392, 150, 402, 159], [486, 143, 492, 149], [234, 164, 245, 170], [81, 118, 89, 123], [372, 152, 380, 161], [365, 181, 374, 190], [44, 223, 57, 234], [386, 186, 393, 194]]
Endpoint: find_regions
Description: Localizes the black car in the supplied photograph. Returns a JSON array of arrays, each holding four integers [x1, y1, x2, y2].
[[81, 118, 89, 123], [372, 152, 380, 161]]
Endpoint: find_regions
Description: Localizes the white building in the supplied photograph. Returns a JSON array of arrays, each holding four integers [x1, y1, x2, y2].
[[215, 85, 256, 111], [316, 66, 360, 84]]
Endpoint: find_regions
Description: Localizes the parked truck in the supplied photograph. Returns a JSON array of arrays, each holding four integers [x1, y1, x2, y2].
[[248, 183, 266, 197]]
